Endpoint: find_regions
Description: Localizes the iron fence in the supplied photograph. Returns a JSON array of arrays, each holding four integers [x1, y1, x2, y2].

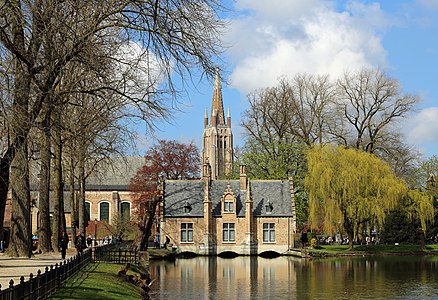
[[93, 244, 139, 264], [0, 249, 91, 300]]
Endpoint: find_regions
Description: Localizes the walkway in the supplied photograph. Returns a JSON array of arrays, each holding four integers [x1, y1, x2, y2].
[[0, 248, 77, 290]]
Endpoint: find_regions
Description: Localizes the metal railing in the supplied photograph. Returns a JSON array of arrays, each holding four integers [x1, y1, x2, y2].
[[93, 244, 139, 264], [0, 249, 92, 300]]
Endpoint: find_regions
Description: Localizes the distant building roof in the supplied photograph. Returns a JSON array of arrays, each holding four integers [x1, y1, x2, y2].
[[164, 179, 292, 218], [30, 156, 145, 191], [85, 156, 145, 188]]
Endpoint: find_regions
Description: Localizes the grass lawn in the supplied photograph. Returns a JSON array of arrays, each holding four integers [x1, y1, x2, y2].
[[49, 262, 141, 300], [307, 244, 438, 256]]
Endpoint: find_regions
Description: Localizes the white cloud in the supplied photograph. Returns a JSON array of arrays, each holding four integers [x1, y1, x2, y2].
[[226, 0, 392, 94], [407, 107, 438, 144]]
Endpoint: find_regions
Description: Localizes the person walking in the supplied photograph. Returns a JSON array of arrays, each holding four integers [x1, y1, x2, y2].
[[87, 235, 92, 248], [60, 231, 69, 259], [74, 232, 85, 255], [300, 230, 308, 248], [164, 236, 171, 249]]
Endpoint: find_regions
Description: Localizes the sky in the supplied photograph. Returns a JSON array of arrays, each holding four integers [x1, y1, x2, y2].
[[136, 0, 438, 159]]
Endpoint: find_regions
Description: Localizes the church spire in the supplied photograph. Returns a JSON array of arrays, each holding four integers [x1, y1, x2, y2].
[[210, 67, 225, 125], [202, 66, 233, 180]]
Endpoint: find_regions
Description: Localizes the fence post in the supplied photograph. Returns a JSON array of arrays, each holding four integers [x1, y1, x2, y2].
[[29, 273, 34, 299], [36, 269, 42, 299]]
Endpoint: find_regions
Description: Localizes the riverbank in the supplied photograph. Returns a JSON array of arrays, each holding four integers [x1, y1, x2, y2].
[[290, 244, 438, 258], [147, 248, 177, 260], [147, 244, 438, 259]]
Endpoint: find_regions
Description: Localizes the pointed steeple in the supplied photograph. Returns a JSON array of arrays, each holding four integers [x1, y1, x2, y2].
[[202, 67, 234, 180], [210, 67, 225, 125], [227, 104, 231, 128], [204, 107, 208, 128]]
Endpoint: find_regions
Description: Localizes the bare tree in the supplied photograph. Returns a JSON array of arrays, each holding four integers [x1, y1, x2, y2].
[[333, 69, 418, 154], [240, 74, 334, 179], [0, 0, 226, 256]]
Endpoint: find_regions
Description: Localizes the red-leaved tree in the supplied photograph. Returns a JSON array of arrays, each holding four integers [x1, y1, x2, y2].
[[129, 140, 200, 250]]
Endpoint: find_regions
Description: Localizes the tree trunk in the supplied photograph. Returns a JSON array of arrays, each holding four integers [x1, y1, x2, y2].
[[38, 114, 52, 253], [344, 214, 355, 250], [138, 197, 159, 251], [52, 115, 65, 251], [419, 229, 425, 251], [69, 151, 77, 239], [7, 23, 32, 256], [0, 158, 11, 244], [8, 141, 32, 257], [78, 143, 86, 234]]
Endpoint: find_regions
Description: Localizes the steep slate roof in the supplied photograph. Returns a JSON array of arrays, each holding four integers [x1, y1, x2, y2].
[[31, 191, 73, 212], [164, 179, 292, 218], [29, 156, 145, 212], [30, 156, 145, 191], [85, 156, 145, 189]]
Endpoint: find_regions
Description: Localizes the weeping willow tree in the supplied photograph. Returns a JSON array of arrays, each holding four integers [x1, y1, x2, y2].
[[404, 189, 434, 249], [305, 145, 434, 250]]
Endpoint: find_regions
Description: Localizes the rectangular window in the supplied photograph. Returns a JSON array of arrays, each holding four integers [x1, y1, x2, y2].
[[100, 202, 109, 222], [181, 223, 193, 243], [224, 201, 234, 212], [223, 223, 235, 242], [263, 223, 275, 243]]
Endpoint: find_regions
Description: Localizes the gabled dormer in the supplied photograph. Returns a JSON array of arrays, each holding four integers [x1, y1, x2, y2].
[[221, 183, 236, 215]]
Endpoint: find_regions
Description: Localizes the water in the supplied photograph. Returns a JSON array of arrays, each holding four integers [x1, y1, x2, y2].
[[148, 255, 438, 300]]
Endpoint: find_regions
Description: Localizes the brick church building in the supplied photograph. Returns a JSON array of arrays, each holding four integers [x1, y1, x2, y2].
[[160, 70, 297, 255]]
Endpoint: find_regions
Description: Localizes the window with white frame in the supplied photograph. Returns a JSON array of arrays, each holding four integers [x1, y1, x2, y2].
[[120, 201, 131, 220], [181, 223, 193, 243], [85, 201, 91, 223], [223, 223, 235, 242], [224, 201, 234, 213], [263, 223, 275, 243], [99, 202, 110, 222]]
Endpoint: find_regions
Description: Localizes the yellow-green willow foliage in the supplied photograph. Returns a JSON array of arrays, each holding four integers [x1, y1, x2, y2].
[[305, 145, 409, 248], [405, 190, 434, 233]]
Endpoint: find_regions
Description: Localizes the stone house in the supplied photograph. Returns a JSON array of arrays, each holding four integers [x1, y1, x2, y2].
[[161, 166, 297, 255]]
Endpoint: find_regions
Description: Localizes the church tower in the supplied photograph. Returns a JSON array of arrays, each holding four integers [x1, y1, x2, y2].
[[202, 68, 233, 179]]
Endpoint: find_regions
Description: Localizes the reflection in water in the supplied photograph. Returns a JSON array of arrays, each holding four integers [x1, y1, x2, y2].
[[149, 256, 438, 300]]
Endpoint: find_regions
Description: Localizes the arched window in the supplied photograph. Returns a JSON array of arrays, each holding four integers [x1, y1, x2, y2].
[[120, 201, 131, 221], [99, 202, 110, 222], [85, 201, 91, 223]]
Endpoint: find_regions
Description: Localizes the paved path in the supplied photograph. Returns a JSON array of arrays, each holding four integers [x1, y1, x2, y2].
[[0, 249, 76, 290]]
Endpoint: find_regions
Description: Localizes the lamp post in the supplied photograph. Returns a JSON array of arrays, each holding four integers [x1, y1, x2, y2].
[[94, 219, 97, 246]]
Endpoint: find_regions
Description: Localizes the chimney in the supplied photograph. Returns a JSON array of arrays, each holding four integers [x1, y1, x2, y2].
[[240, 165, 247, 190], [203, 159, 212, 181]]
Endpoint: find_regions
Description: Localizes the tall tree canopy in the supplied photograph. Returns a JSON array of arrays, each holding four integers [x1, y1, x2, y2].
[[0, 0, 225, 256], [239, 70, 422, 229], [129, 140, 200, 250], [305, 145, 433, 250]]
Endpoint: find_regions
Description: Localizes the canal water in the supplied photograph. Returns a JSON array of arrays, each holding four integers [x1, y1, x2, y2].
[[148, 255, 438, 299]]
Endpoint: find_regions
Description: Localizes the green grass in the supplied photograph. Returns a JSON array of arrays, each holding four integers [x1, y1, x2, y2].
[[49, 263, 141, 300]]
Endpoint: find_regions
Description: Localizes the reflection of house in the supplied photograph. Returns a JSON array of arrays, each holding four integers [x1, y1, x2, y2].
[[160, 70, 296, 255]]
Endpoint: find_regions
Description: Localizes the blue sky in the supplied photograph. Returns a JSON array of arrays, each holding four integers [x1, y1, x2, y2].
[[136, 0, 438, 159]]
